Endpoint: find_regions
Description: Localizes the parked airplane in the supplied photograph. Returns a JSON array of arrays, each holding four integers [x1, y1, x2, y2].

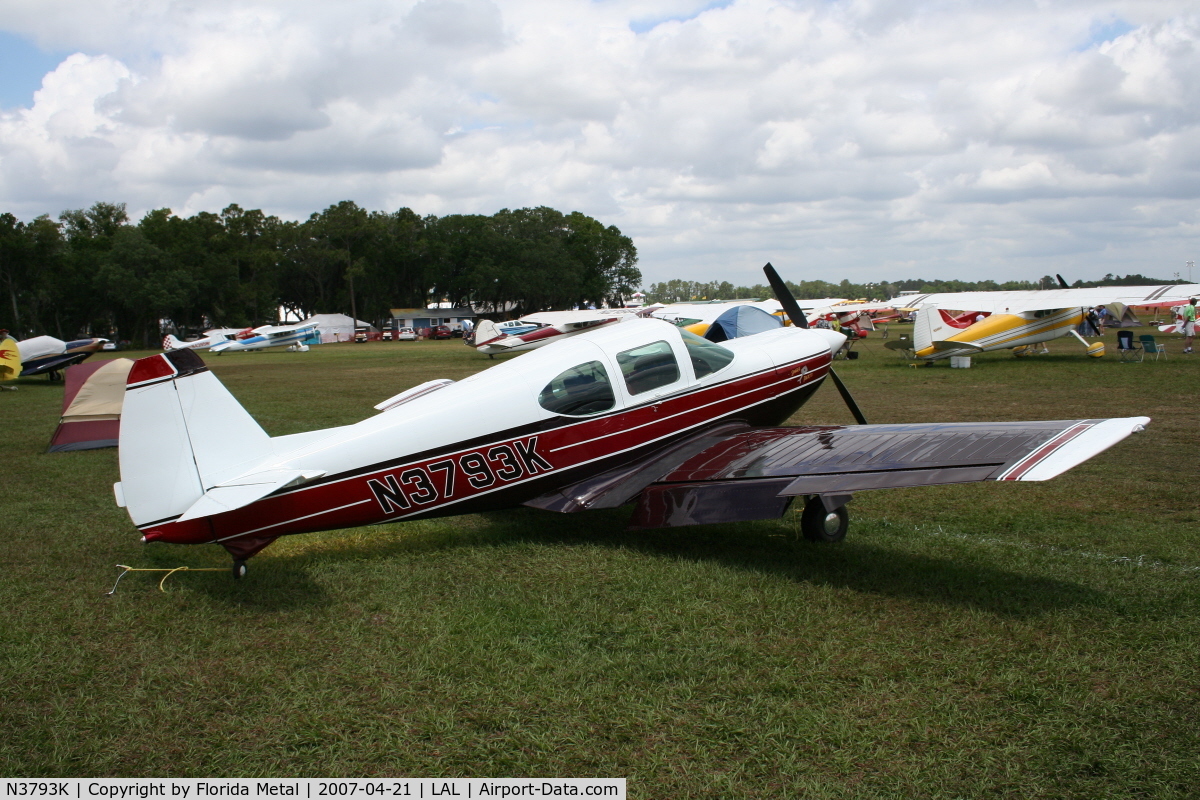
[[114, 265, 1148, 577], [882, 282, 1200, 361], [469, 309, 648, 356], [163, 329, 243, 352], [208, 322, 320, 354], [0, 332, 18, 382], [8, 334, 109, 379], [652, 298, 848, 336]]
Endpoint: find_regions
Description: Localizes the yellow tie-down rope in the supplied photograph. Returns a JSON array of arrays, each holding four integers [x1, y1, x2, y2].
[[105, 564, 227, 595]]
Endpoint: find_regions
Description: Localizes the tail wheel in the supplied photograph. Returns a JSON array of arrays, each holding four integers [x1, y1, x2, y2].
[[232, 560, 247, 580], [801, 498, 849, 543]]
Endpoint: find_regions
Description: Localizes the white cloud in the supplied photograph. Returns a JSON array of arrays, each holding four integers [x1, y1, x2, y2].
[[0, 0, 1197, 284]]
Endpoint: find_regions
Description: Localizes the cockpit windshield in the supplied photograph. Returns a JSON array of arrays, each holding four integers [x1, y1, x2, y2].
[[679, 329, 734, 378]]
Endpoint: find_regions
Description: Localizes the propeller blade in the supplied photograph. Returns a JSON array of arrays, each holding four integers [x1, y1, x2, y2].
[[1056, 274, 1070, 289], [763, 262, 807, 329], [827, 366, 869, 425], [763, 263, 868, 424]]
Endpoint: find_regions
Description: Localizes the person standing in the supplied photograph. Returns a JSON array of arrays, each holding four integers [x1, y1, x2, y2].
[[1183, 299, 1197, 353]]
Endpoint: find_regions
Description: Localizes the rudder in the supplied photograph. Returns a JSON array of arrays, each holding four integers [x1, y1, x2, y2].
[[117, 349, 271, 528]]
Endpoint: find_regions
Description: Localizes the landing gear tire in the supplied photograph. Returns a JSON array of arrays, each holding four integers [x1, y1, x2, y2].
[[232, 560, 247, 580], [801, 499, 848, 543]]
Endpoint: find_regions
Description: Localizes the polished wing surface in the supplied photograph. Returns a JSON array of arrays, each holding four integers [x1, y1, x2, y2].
[[527, 418, 1148, 529]]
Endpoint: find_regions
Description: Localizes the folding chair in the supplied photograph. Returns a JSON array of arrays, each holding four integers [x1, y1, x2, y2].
[[1116, 330, 1142, 363], [1139, 335, 1167, 361]]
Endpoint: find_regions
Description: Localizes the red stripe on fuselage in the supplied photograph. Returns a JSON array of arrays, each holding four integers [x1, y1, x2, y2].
[[139, 352, 831, 546]]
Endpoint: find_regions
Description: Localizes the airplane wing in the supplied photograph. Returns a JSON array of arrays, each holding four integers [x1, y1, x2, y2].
[[809, 300, 896, 315], [521, 309, 636, 326], [899, 285, 1200, 314], [525, 418, 1148, 528]]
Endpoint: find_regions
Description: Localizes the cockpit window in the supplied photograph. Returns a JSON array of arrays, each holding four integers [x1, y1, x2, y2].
[[538, 361, 615, 416], [679, 329, 734, 378], [616, 340, 681, 396]]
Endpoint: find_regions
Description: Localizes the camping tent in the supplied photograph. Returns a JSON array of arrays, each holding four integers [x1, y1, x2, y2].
[[1102, 302, 1143, 328], [46, 359, 133, 452], [704, 305, 782, 343]]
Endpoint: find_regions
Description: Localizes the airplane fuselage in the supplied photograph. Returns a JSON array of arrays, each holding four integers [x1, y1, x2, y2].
[[915, 307, 1085, 360], [209, 325, 317, 353], [129, 322, 844, 557]]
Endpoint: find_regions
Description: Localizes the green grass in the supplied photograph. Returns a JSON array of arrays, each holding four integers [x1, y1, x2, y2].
[[2, 330, 1198, 797]]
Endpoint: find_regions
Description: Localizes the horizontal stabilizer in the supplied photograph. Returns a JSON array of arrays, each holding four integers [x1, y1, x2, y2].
[[177, 468, 326, 522], [931, 340, 984, 352]]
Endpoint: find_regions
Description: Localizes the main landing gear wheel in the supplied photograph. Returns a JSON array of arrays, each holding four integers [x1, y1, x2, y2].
[[801, 498, 849, 543], [232, 560, 247, 580]]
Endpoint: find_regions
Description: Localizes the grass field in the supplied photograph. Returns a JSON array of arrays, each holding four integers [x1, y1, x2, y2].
[[2, 327, 1198, 798]]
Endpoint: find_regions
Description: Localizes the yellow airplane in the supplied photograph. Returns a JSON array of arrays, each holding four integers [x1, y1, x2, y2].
[[877, 283, 1200, 362], [0, 333, 20, 382], [906, 304, 1102, 361]]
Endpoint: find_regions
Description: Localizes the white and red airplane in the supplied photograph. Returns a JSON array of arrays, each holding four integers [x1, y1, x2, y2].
[[114, 266, 1149, 577], [468, 308, 653, 356], [162, 329, 244, 351]]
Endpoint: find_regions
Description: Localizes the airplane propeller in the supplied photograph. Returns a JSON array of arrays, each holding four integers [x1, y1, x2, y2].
[[1056, 274, 1070, 289], [763, 263, 868, 425]]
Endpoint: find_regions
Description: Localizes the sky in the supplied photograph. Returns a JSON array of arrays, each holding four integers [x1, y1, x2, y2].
[[0, 0, 1197, 288]]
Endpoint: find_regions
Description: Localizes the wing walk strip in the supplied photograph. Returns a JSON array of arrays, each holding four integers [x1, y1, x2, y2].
[[996, 422, 1092, 481], [173, 354, 827, 541]]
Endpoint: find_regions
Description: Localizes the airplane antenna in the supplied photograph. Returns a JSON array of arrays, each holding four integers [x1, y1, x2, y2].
[[763, 263, 868, 425]]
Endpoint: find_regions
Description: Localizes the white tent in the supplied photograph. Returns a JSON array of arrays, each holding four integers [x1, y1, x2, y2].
[[302, 314, 372, 344]]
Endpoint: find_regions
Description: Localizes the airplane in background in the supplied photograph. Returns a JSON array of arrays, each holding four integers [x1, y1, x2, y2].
[[881, 281, 1200, 362], [651, 298, 848, 336], [468, 308, 651, 356], [0, 332, 19, 383], [3, 333, 110, 379], [114, 265, 1148, 577], [208, 321, 320, 354], [163, 329, 245, 351]]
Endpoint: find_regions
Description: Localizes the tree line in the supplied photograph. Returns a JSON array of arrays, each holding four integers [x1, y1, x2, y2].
[[644, 273, 1188, 305], [0, 201, 641, 347]]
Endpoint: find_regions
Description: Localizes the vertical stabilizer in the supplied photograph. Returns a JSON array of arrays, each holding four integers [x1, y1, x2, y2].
[[118, 349, 272, 527], [913, 303, 941, 353], [0, 336, 19, 381], [472, 319, 502, 346]]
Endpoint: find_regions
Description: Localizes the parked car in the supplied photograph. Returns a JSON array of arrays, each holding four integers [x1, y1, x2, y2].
[[354, 327, 368, 343], [381, 329, 393, 341], [396, 327, 417, 341], [431, 325, 454, 340]]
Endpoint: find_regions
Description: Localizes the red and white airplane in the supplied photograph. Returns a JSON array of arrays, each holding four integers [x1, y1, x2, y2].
[[468, 308, 654, 356], [114, 266, 1149, 577]]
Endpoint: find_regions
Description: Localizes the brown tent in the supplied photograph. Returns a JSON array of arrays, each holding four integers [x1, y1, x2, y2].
[[47, 358, 133, 452]]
